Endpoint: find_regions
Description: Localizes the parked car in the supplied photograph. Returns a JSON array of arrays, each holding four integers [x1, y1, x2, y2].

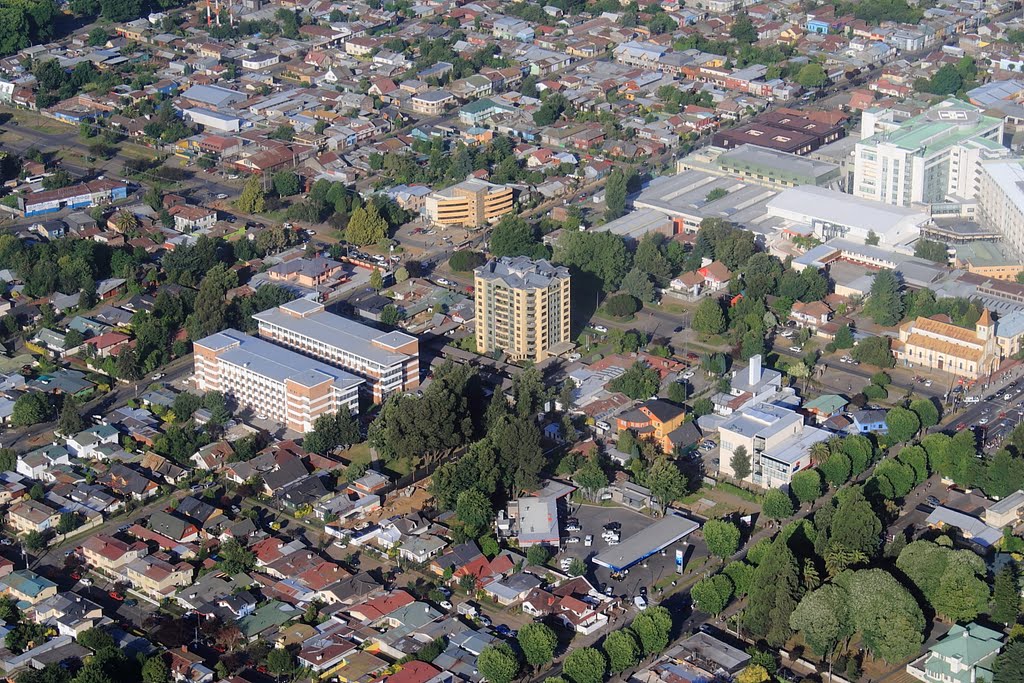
[[633, 596, 647, 610], [585, 535, 593, 547], [437, 278, 451, 286], [566, 536, 581, 544], [440, 600, 453, 611], [593, 325, 609, 334], [926, 495, 941, 506]]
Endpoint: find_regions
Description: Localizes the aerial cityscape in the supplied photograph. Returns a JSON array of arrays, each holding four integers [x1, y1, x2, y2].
[[4, 0, 1024, 682]]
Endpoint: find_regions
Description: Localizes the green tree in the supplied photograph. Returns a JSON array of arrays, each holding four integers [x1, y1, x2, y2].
[[345, 203, 389, 245], [632, 606, 673, 655], [829, 487, 882, 558], [821, 452, 851, 488], [554, 230, 632, 292], [141, 656, 169, 683], [691, 574, 733, 615], [992, 563, 1020, 625], [516, 623, 557, 669], [23, 531, 47, 551], [56, 396, 84, 436], [724, 561, 754, 596], [692, 397, 714, 417], [730, 12, 757, 43], [885, 407, 921, 444], [608, 361, 660, 400], [605, 293, 639, 317], [603, 630, 640, 674], [604, 169, 628, 221], [272, 171, 300, 197], [12, 393, 51, 427], [477, 643, 519, 683], [994, 641, 1024, 683], [795, 63, 828, 88], [449, 250, 486, 272], [647, 458, 686, 511], [745, 539, 801, 645], [455, 489, 493, 538], [489, 215, 543, 258], [910, 398, 940, 430], [217, 538, 256, 574], [790, 469, 822, 506], [563, 647, 606, 683], [762, 489, 794, 520], [525, 545, 549, 567], [864, 269, 903, 326], [621, 267, 655, 303], [848, 569, 925, 663], [833, 324, 855, 349], [852, 335, 894, 368], [692, 297, 726, 336], [790, 584, 852, 659], [703, 519, 741, 559], [266, 647, 296, 677], [236, 175, 265, 214]]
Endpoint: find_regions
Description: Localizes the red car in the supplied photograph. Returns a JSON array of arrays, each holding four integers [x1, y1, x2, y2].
[[686, 353, 699, 361], [955, 422, 966, 430], [109, 591, 124, 601]]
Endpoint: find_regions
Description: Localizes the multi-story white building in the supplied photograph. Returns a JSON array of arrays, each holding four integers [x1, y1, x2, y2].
[[253, 299, 419, 403], [978, 158, 1024, 256], [193, 329, 362, 433], [854, 99, 1007, 216], [718, 402, 831, 489]]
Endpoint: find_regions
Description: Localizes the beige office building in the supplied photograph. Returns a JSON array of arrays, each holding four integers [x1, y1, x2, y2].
[[193, 329, 363, 433], [425, 178, 513, 228], [474, 256, 571, 362], [254, 299, 419, 403]]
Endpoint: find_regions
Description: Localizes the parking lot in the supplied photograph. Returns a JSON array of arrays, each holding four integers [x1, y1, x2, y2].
[[555, 503, 707, 601]]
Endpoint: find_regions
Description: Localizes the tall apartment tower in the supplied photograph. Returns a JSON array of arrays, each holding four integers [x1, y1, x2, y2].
[[474, 256, 572, 362]]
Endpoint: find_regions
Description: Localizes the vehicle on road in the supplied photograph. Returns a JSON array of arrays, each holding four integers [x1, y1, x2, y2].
[[436, 278, 451, 286], [80, 578, 92, 586], [788, 346, 802, 353], [682, 371, 694, 379], [216, 193, 228, 200], [150, 373, 164, 380]]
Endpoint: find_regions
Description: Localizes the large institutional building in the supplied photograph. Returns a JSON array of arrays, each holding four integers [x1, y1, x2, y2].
[[853, 99, 1006, 214], [253, 299, 419, 403], [474, 256, 572, 362], [894, 310, 1000, 380], [193, 329, 363, 433], [424, 178, 514, 228]]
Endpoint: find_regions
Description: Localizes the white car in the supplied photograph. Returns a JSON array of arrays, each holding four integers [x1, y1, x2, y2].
[[584, 535, 593, 547], [440, 600, 453, 610], [216, 193, 228, 200], [633, 596, 647, 610], [593, 325, 608, 334], [151, 373, 164, 380], [980, 417, 990, 425], [965, 396, 981, 404], [568, 353, 581, 362], [789, 346, 803, 353], [1005, 394, 1013, 401], [80, 578, 93, 586], [256, 414, 268, 420], [566, 536, 581, 544], [437, 278, 451, 286], [682, 371, 695, 380]]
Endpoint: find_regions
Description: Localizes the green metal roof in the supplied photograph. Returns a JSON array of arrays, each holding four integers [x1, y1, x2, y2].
[[861, 99, 1002, 155]]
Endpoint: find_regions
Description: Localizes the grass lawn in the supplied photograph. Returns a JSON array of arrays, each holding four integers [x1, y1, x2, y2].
[[4, 109, 68, 135], [715, 481, 763, 504]]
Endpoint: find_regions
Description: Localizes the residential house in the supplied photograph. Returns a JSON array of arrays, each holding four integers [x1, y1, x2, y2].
[[79, 533, 148, 574], [148, 511, 200, 544], [124, 555, 194, 600], [17, 445, 71, 482], [907, 623, 1003, 683], [849, 409, 888, 434], [615, 399, 689, 453], [790, 300, 833, 332], [0, 570, 57, 605], [7, 499, 60, 535], [29, 593, 105, 638], [66, 425, 120, 459]]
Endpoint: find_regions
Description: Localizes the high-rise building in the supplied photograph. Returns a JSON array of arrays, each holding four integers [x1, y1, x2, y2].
[[977, 158, 1024, 256], [424, 178, 514, 228], [853, 99, 1006, 215], [253, 299, 419, 403], [193, 329, 362, 433], [474, 256, 571, 362]]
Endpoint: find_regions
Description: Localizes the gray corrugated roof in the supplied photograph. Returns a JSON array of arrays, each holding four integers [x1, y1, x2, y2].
[[195, 329, 363, 391], [253, 304, 414, 368]]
